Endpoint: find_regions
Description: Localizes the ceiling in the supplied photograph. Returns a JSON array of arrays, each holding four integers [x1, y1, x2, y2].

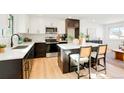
[[30, 14, 124, 24]]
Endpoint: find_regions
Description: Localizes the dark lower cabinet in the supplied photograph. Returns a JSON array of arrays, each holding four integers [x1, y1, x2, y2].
[[58, 47, 70, 73], [0, 59, 23, 79], [0, 74, 21, 79], [0, 44, 34, 79], [34, 43, 46, 58]]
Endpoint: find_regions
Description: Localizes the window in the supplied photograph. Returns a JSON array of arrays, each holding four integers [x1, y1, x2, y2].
[[109, 27, 124, 39], [120, 27, 124, 39]]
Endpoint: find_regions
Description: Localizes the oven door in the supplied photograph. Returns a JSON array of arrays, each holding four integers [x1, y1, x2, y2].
[[46, 43, 58, 57]]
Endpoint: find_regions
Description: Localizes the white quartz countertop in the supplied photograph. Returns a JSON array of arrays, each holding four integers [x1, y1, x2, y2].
[[0, 42, 35, 61], [57, 43, 103, 50]]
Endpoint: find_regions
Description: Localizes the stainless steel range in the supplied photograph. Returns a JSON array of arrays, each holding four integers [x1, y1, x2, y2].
[[45, 38, 58, 57], [45, 27, 58, 57]]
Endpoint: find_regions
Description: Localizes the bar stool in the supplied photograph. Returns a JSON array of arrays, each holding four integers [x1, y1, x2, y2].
[[70, 46, 92, 79], [91, 45, 107, 74]]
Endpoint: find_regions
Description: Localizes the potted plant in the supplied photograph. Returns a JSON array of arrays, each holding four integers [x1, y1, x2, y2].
[[79, 32, 85, 44], [67, 35, 74, 42], [79, 32, 84, 38], [0, 44, 6, 53]]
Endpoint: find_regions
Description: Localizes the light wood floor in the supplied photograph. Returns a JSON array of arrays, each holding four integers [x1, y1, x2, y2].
[[29, 57, 124, 79]]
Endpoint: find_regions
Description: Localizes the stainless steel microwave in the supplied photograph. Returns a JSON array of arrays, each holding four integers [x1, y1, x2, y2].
[[46, 27, 57, 34]]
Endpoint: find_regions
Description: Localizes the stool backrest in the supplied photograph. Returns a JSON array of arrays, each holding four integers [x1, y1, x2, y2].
[[80, 46, 92, 58], [98, 45, 107, 55]]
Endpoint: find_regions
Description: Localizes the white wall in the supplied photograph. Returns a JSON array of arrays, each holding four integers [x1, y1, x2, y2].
[[29, 16, 65, 34], [103, 21, 124, 49], [0, 14, 104, 46], [80, 19, 103, 40], [27, 17, 104, 41], [0, 14, 122, 50], [29, 16, 104, 38]]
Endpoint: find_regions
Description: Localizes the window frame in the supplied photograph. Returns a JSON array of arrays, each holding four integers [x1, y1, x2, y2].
[[109, 26, 124, 40]]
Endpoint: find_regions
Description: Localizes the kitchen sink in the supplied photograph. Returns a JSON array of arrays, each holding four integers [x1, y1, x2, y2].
[[13, 45, 28, 49]]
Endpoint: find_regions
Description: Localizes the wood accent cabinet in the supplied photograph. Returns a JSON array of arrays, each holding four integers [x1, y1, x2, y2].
[[66, 19, 79, 28], [34, 43, 47, 58], [65, 19, 80, 39], [114, 51, 124, 61]]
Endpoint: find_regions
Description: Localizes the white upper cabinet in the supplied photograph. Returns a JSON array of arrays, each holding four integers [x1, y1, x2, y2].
[[0, 15, 8, 28], [14, 14, 29, 34], [29, 16, 65, 34], [29, 17, 45, 34], [14, 15, 66, 34], [0, 15, 8, 37]]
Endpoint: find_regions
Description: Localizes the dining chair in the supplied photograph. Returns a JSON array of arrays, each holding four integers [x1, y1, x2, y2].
[[91, 45, 107, 74], [69, 46, 92, 79]]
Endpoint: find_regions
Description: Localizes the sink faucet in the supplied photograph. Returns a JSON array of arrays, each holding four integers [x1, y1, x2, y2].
[[11, 34, 21, 47]]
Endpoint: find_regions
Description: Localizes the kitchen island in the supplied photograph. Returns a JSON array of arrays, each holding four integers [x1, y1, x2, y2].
[[0, 42, 35, 79], [57, 43, 103, 73]]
